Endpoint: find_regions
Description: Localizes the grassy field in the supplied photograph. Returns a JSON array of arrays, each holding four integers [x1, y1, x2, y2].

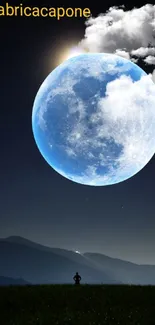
[[0, 284, 155, 325]]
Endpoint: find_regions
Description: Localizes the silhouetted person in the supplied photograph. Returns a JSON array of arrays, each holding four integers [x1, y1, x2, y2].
[[73, 272, 81, 285]]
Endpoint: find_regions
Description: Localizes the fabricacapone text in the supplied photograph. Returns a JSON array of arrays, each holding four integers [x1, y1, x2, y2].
[[0, 3, 91, 19]]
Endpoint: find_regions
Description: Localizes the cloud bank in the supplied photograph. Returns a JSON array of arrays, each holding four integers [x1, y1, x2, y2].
[[79, 4, 155, 81]]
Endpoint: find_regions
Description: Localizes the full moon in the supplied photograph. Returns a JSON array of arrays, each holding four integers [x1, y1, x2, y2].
[[32, 53, 155, 186]]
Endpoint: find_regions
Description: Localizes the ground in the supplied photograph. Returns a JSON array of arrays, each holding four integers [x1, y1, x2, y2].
[[0, 284, 155, 324]]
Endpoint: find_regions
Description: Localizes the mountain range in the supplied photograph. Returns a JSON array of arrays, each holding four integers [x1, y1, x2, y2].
[[0, 276, 29, 286], [0, 236, 155, 285]]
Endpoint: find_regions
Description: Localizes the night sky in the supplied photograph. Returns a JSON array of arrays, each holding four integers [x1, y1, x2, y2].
[[1, 0, 155, 265]]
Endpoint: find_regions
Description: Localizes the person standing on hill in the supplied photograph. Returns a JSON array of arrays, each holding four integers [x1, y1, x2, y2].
[[73, 272, 81, 285]]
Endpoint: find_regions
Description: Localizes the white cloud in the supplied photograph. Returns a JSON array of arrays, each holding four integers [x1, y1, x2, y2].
[[152, 70, 155, 83], [80, 5, 155, 53], [96, 75, 155, 162], [144, 56, 155, 65], [115, 49, 130, 60], [131, 58, 138, 63], [79, 4, 155, 81], [131, 47, 155, 57]]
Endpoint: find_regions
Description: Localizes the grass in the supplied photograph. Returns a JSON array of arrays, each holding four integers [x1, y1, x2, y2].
[[0, 284, 155, 324]]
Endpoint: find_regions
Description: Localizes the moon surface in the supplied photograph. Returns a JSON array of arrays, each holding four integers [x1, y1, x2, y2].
[[32, 53, 155, 186]]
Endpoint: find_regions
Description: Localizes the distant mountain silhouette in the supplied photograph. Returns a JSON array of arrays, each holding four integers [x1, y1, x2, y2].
[[83, 253, 155, 285], [0, 236, 155, 285], [0, 236, 117, 284], [0, 276, 30, 286]]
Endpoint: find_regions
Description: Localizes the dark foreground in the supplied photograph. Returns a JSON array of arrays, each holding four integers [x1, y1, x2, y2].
[[0, 284, 155, 325]]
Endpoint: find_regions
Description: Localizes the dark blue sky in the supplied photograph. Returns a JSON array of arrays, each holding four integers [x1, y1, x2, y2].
[[1, 0, 155, 265]]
